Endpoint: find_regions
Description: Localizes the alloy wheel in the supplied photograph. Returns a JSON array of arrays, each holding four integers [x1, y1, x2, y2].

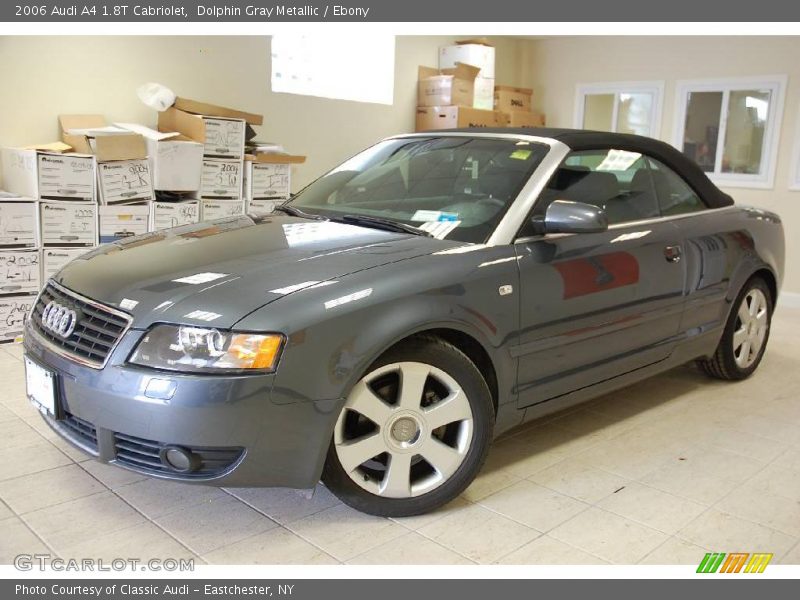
[[733, 288, 769, 369], [334, 361, 474, 499]]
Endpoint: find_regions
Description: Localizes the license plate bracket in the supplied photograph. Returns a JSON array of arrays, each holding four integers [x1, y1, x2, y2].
[[24, 357, 63, 420]]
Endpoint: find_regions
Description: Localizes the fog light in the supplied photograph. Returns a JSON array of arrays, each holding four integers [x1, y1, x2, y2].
[[159, 446, 200, 473]]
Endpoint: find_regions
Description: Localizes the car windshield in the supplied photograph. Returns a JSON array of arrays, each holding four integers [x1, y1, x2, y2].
[[288, 136, 549, 243]]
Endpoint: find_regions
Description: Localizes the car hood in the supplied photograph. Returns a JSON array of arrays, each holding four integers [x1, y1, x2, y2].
[[54, 214, 459, 329]]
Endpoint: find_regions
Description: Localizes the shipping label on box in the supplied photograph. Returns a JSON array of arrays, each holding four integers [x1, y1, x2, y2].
[[37, 153, 95, 202], [40, 202, 97, 247], [152, 200, 200, 231], [0, 294, 35, 343], [97, 159, 155, 205], [199, 159, 243, 200], [473, 77, 495, 110], [42, 248, 86, 280], [0, 201, 37, 248], [201, 199, 244, 221], [0, 249, 40, 295], [246, 162, 290, 200], [99, 204, 150, 244], [247, 198, 278, 216], [203, 118, 246, 159]]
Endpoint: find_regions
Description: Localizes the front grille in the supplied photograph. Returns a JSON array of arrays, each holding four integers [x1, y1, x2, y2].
[[113, 432, 244, 478], [60, 412, 99, 453], [30, 282, 131, 367]]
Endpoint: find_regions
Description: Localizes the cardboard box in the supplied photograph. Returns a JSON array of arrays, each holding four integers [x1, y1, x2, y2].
[[418, 63, 480, 108], [99, 204, 151, 244], [37, 152, 96, 202], [2, 148, 94, 201], [59, 116, 149, 161], [508, 110, 546, 128], [40, 202, 97, 247], [41, 248, 86, 280], [97, 159, 155, 205], [415, 106, 510, 131], [0, 200, 38, 248], [0, 249, 40, 295], [174, 97, 263, 126], [474, 77, 495, 111], [494, 86, 533, 113], [439, 40, 496, 79], [247, 198, 279, 216], [0, 294, 35, 343], [151, 200, 201, 231], [200, 199, 245, 221], [116, 123, 203, 191], [158, 108, 246, 159], [59, 114, 107, 154], [244, 161, 291, 200], [198, 159, 243, 200]]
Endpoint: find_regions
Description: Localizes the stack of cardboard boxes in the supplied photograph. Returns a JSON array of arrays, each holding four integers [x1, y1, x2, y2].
[[415, 63, 509, 130], [157, 98, 258, 221], [416, 39, 546, 131], [0, 96, 305, 343]]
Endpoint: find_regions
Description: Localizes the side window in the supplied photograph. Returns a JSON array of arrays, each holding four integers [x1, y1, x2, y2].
[[647, 158, 708, 216], [526, 149, 660, 232]]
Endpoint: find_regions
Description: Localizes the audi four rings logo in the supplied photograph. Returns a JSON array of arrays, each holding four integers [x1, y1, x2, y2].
[[41, 301, 78, 339]]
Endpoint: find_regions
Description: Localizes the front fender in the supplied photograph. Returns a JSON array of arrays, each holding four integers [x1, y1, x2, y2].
[[236, 243, 522, 418]]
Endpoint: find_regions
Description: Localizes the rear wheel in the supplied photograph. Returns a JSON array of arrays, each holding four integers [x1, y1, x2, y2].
[[697, 277, 772, 380], [322, 336, 494, 517]]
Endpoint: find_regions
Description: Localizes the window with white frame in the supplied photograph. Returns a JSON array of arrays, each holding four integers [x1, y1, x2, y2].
[[575, 82, 664, 138], [674, 76, 786, 189], [271, 34, 395, 105]]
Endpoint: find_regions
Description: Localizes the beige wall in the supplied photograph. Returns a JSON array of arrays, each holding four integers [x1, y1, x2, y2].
[[0, 35, 525, 191], [521, 36, 800, 294]]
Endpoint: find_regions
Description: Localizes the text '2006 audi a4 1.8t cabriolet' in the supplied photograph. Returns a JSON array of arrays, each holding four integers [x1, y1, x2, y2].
[[23, 128, 784, 516]]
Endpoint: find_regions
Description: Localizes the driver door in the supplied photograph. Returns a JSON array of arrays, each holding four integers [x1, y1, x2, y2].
[[513, 149, 686, 408]]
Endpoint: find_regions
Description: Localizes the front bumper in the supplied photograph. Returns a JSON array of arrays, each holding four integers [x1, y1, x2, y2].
[[23, 323, 341, 488]]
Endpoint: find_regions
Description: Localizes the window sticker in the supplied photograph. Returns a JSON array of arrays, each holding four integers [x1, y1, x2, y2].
[[510, 149, 532, 160], [411, 210, 459, 222]]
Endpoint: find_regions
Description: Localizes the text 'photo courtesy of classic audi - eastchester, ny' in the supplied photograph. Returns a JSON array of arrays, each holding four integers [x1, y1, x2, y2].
[[23, 128, 784, 516]]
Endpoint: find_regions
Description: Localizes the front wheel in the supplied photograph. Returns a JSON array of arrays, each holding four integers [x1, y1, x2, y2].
[[697, 276, 773, 380], [321, 336, 494, 517]]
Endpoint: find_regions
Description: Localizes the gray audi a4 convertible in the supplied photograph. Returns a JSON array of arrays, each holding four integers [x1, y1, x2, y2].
[[24, 128, 784, 516]]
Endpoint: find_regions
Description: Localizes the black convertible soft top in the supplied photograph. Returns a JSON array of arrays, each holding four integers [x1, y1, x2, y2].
[[443, 127, 735, 208]]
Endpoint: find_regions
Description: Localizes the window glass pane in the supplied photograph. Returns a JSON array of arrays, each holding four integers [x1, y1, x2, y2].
[[682, 91, 723, 172], [539, 149, 660, 224], [271, 34, 395, 105], [648, 158, 707, 215], [616, 93, 654, 136], [722, 89, 770, 175], [583, 94, 615, 131]]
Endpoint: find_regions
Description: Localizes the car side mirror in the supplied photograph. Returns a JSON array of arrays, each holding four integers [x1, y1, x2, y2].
[[542, 199, 608, 234]]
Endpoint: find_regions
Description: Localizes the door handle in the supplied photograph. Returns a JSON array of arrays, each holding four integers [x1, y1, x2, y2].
[[664, 245, 682, 263]]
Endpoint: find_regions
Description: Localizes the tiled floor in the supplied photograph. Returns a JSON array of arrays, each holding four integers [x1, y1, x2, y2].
[[1, 308, 800, 566]]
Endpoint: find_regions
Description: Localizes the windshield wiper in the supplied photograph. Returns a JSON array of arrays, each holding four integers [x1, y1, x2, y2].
[[334, 214, 433, 237], [272, 204, 326, 220]]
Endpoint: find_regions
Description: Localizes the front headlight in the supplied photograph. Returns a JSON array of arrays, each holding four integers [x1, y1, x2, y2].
[[128, 325, 284, 373]]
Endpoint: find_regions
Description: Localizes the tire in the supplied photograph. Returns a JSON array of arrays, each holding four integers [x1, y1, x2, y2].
[[697, 276, 773, 381], [322, 335, 494, 517]]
